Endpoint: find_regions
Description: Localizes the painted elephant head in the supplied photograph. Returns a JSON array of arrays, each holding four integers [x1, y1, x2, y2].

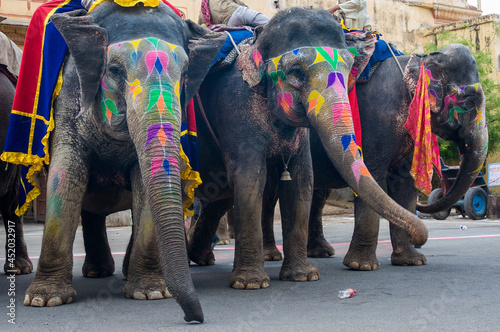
[[403, 45, 489, 213], [242, 8, 427, 245], [51, 2, 226, 323]]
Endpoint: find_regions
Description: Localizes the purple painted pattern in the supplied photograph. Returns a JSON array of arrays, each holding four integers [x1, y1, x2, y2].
[[106, 38, 186, 179]]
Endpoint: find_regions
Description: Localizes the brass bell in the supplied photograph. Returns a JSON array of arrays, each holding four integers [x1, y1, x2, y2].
[[280, 169, 292, 181]]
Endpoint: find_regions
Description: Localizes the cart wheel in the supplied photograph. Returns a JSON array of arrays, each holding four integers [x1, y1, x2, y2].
[[464, 187, 487, 220], [428, 188, 451, 220]]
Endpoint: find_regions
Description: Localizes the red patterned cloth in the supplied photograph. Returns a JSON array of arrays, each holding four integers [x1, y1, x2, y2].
[[404, 62, 441, 195], [348, 84, 361, 149], [201, 0, 211, 25]]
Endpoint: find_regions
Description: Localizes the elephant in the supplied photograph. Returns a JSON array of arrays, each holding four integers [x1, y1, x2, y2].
[[1, 66, 33, 275], [261, 43, 489, 269], [187, 7, 428, 290], [21, 1, 226, 323]]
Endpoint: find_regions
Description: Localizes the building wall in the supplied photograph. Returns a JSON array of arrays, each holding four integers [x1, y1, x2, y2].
[[424, 14, 500, 81]]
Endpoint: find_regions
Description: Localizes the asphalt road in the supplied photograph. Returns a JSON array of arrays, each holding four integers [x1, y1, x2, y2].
[[1, 213, 500, 331]]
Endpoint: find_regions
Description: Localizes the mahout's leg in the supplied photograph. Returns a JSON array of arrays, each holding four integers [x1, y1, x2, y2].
[[81, 210, 115, 278], [307, 188, 335, 258]]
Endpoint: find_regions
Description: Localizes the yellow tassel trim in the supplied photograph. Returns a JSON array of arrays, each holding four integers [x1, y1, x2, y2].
[[0, 64, 64, 216], [179, 144, 202, 216], [89, 0, 160, 12]]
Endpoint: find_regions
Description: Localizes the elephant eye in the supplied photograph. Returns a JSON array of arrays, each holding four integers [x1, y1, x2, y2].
[[286, 67, 306, 88], [107, 63, 126, 81]]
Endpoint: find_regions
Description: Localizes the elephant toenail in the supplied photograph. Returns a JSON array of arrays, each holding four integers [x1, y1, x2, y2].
[[133, 291, 147, 300], [31, 297, 45, 307], [232, 281, 245, 289], [47, 297, 63, 307]]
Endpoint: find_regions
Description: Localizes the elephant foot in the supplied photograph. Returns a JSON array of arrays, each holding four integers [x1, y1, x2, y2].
[[82, 260, 115, 278], [391, 246, 427, 266], [230, 266, 270, 289], [279, 262, 320, 282], [24, 278, 76, 307], [307, 236, 335, 258], [188, 247, 215, 266], [217, 238, 231, 245], [4, 255, 33, 275], [343, 243, 379, 271], [124, 276, 172, 300], [263, 245, 282, 261]]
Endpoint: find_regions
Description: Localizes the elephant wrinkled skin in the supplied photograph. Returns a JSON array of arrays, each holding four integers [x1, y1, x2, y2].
[[309, 44, 488, 268], [187, 8, 428, 290], [260, 44, 488, 270], [23, 2, 226, 323]]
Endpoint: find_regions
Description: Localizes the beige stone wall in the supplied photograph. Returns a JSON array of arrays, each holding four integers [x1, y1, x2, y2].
[[0, 0, 44, 22], [273, 0, 479, 53], [424, 14, 500, 82]]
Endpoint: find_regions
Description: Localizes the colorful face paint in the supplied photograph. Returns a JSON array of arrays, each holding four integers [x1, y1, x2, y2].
[[264, 46, 370, 184], [425, 68, 486, 128], [266, 46, 353, 116], [105, 38, 188, 179], [265, 46, 363, 163]]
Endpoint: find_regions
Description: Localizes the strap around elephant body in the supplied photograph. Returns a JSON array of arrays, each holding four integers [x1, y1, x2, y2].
[[194, 92, 222, 151]]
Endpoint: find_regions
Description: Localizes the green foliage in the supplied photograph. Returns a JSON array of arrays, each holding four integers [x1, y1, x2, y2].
[[424, 27, 500, 163]]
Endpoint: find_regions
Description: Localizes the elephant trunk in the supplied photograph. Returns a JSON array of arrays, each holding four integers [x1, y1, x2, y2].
[[308, 106, 428, 246], [150, 192, 204, 323], [417, 131, 488, 214], [131, 117, 203, 323]]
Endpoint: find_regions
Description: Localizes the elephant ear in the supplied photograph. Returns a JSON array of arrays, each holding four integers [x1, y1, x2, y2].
[[403, 53, 423, 92], [423, 52, 446, 113], [238, 25, 266, 90], [238, 43, 267, 91], [183, 19, 227, 107], [51, 9, 108, 115], [345, 32, 376, 92], [403, 52, 445, 113]]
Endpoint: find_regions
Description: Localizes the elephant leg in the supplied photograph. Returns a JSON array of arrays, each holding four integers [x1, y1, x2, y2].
[[307, 188, 335, 258], [187, 198, 232, 266], [229, 156, 270, 289], [122, 228, 134, 278], [262, 172, 282, 261], [2, 212, 33, 275], [387, 174, 427, 266], [343, 196, 381, 271], [24, 153, 88, 306], [123, 165, 171, 300], [81, 210, 115, 278], [278, 150, 320, 282], [226, 206, 235, 238], [216, 213, 231, 245]]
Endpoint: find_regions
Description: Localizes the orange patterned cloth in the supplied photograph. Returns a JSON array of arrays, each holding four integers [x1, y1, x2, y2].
[[404, 62, 441, 195]]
